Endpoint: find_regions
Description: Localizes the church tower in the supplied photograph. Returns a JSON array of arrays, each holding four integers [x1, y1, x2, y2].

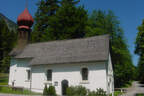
[[10, 7, 34, 56], [17, 8, 34, 49]]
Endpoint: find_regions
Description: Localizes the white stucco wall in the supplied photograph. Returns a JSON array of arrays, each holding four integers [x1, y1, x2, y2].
[[8, 58, 31, 89], [9, 58, 113, 95], [106, 54, 114, 95], [31, 62, 107, 95]]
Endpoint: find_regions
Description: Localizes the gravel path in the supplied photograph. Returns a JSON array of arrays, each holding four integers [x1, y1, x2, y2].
[[124, 81, 144, 96]]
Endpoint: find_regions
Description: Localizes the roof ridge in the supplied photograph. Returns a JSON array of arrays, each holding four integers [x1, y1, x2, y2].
[[28, 34, 109, 46]]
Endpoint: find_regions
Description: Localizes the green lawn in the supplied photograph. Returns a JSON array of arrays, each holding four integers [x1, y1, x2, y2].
[[0, 86, 42, 95], [0, 73, 41, 95], [114, 91, 123, 96], [0, 73, 8, 85], [109, 91, 123, 96]]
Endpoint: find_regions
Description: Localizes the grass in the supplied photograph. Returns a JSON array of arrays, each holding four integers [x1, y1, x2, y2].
[[0, 86, 42, 95], [0, 73, 41, 95], [109, 91, 123, 96], [114, 91, 123, 96], [0, 73, 8, 85], [136, 94, 144, 96]]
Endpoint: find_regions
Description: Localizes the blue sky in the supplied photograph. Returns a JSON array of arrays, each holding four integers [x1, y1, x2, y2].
[[0, 0, 143, 66]]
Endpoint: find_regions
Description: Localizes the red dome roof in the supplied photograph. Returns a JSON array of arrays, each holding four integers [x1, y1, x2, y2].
[[17, 8, 34, 29]]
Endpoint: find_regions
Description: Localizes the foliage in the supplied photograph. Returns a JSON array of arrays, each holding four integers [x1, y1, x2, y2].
[[47, 86, 56, 96], [88, 88, 107, 96], [46, 0, 87, 40], [86, 10, 135, 88], [43, 84, 48, 95], [66, 86, 87, 96], [0, 19, 17, 73], [32, 0, 59, 42], [43, 85, 56, 96], [66, 86, 107, 96], [32, 0, 88, 42], [135, 20, 144, 83]]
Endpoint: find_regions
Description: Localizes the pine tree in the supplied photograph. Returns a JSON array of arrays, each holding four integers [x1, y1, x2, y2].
[[86, 10, 135, 87], [32, 0, 59, 42], [135, 20, 144, 83], [0, 19, 16, 72], [47, 0, 88, 40]]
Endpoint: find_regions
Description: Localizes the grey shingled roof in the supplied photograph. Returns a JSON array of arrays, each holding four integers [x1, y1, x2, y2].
[[14, 35, 110, 65]]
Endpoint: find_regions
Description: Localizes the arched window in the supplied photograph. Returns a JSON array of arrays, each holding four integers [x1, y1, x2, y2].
[[47, 69, 52, 81], [81, 68, 88, 80]]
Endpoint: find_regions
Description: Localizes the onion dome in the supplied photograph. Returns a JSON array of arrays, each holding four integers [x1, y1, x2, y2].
[[17, 8, 34, 29]]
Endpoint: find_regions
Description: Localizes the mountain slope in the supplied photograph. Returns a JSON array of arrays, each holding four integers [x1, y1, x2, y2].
[[0, 13, 17, 31]]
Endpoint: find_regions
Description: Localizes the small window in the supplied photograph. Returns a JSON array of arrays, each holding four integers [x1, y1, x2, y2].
[[27, 70, 31, 80], [81, 68, 88, 80], [47, 69, 52, 81]]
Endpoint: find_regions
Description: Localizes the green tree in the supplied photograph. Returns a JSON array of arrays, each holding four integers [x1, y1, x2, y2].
[[47, 0, 88, 40], [33, 0, 88, 42], [32, 0, 59, 42], [135, 20, 144, 83], [0, 19, 16, 72], [86, 10, 135, 87]]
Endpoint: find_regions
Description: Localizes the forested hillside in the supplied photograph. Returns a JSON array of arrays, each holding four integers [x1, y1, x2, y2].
[[0, 14, 17, 73], [0, 0, 136, 88], [0, 13, 17, 31]]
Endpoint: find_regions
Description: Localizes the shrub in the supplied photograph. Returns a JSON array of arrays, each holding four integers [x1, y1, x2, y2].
[[47, 86, 56, 96], [43, 84, 48, 96], [95, 88, 106, 96], [66, 86, 75, 96], [87, 90, 96, 96], [88, 88, 107, 96], [66, 85, 107, 96], [43, 85, 56, 96], [66, 86, 87, 96]]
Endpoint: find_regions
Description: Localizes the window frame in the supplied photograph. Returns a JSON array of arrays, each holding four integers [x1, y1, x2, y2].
[[26, 69, 31, 81], [81, 67, 89, 81], [46, 69, 52, 81]]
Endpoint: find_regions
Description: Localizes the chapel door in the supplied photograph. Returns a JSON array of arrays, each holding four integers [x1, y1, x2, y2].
[[61, 80, 69, 95]]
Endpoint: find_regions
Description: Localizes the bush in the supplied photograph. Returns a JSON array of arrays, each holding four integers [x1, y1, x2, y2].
[[95, 88, 106, 96], [87, 91, 96, 96], [43, 85, 56, 96], [43, 84, 48, 95], [88, 88, 106, 96], [47, 86, 56, 96], [66, 85, 107, 96], [66, 86, 87, 96]]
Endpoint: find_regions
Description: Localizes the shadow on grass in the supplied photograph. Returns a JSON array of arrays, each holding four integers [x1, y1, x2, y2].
[[0, 77, 8, 85]]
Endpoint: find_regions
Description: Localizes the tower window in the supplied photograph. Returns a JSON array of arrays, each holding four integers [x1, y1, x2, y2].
[[81, 68, 88, 80], [47, 69, 52, 81]]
